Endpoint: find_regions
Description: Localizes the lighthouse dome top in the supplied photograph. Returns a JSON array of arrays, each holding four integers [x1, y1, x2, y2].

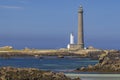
[[78, 5, 83, 13]]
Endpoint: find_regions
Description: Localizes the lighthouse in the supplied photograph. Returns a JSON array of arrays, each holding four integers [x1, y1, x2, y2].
[[67, 5, 84, 50], [77, 5, 84, 49], [70, 33, 74, 44], [67, 33, 75, 49]]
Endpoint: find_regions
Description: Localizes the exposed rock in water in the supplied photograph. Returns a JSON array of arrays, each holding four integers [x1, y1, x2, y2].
[[58, 55, 64, 58], [88, 50, 105, 60], [0, 67, 80, 80], [76, 51, 120, 72]]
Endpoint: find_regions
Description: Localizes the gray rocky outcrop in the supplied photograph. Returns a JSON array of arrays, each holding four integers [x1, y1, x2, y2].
[[76, 51, 120, 72], [0, 67, 80, 80]]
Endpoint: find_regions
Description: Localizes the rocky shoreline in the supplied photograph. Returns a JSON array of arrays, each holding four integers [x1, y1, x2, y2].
[[1, 46, 120, 73], [0, 67, 80, 80], [76, 51, 120, 72], [0, 46, 104, 58], [0, 51, 86, 58]]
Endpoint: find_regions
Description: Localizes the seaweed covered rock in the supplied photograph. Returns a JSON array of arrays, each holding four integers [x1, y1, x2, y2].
[[0, 67, 80, 80]]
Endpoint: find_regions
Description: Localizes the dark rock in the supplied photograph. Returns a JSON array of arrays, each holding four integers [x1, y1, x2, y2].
[[58, 55, 64, 58], [86, 65, 95, 71]]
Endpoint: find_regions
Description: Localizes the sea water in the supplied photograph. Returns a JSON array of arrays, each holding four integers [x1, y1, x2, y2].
[[0, 56, 120, 80], [0, 56, 97, 72]]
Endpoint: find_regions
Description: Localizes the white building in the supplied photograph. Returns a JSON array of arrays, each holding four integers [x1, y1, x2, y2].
[[70, 33, 74, 44]]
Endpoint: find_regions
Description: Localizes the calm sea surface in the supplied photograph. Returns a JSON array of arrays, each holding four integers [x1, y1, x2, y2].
[[0, 56, 97, 71], [0, 56, 120, 80]]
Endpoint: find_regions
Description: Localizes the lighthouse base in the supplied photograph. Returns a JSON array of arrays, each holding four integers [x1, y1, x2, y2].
[[67, 44, 84, 50]]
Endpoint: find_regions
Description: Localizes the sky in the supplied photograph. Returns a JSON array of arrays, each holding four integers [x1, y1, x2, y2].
[[0, 0, 120, 49]]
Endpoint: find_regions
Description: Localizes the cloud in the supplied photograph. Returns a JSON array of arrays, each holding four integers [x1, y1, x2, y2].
[[0, 5, 23, 9]]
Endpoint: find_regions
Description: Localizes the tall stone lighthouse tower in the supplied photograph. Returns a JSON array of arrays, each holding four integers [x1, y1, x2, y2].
[[77, 5, 84, 49], [67, 5, 84, 50]]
